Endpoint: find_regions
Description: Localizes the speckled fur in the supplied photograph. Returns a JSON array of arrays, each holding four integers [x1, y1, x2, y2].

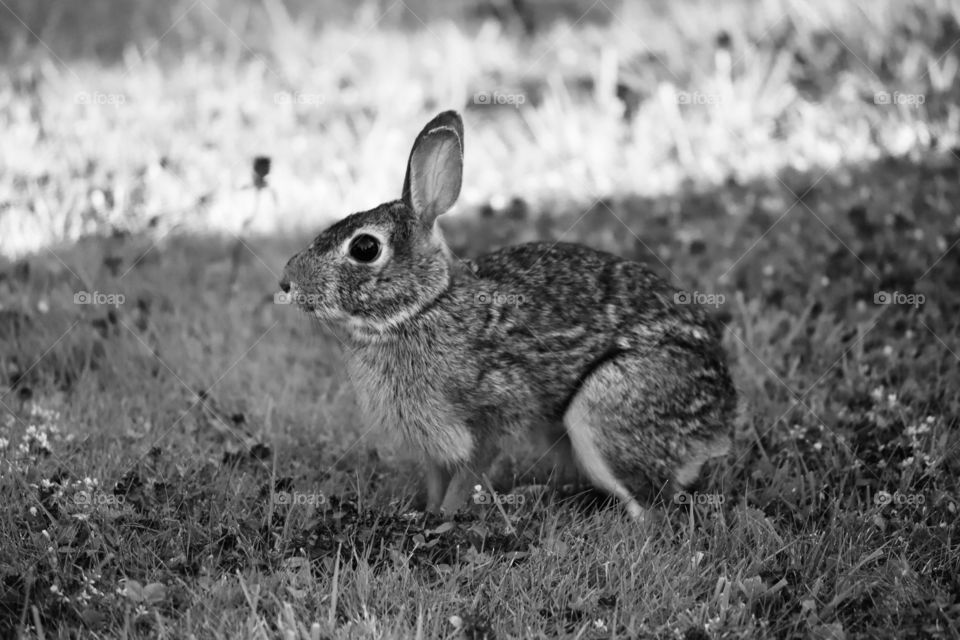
[[281, 111, 737, 517]]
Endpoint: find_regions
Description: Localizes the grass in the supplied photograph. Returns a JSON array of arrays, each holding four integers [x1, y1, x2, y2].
[[2, 0, 960, 637]]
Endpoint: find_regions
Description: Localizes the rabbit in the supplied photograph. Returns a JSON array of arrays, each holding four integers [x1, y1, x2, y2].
[[280, 110, 737, 521]]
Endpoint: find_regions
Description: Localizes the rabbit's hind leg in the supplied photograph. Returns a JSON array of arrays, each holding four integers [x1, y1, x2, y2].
[[564, 393, 648, 521], [564, 347, 734, 521]]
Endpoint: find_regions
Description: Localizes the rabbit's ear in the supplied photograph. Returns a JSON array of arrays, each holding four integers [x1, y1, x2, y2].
[[402, 111, 463, 226]]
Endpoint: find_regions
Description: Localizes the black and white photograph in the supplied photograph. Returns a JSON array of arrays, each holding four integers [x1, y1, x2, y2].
[[1, 0, 959, 637]]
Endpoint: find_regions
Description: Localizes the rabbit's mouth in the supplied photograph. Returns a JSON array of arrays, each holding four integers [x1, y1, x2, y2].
[[278, 279, 327, 314], [291, 291, 320, 312]]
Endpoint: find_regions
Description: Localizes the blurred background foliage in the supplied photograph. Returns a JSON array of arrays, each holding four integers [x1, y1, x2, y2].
[[1, 0, 959, 257]]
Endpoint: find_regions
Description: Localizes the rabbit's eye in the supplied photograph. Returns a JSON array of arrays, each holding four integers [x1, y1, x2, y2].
[[348, 234, 381, 263]]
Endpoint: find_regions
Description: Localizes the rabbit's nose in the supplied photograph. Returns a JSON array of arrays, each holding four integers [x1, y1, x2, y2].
[[279, 260, 297, 293], [281, 253, 304, 293]]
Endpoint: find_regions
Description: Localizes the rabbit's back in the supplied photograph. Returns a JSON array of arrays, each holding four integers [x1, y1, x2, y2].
[[465, 241, 718, 348]]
